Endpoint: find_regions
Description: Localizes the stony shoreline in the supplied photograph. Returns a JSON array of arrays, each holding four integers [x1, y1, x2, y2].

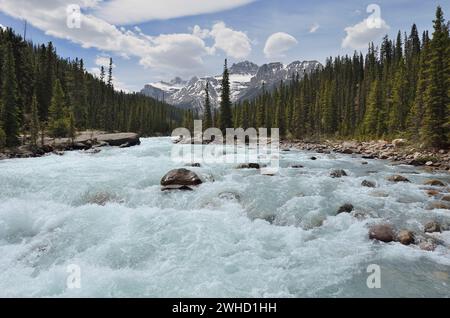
[[281, 139, 450, 172], [0, 131, 141, 160]]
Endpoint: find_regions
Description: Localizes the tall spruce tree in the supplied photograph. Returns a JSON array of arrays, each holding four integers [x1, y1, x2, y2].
[[30, 95, 40, 148], [220, 59, 232, 132], [203, 82, 213, 129], [1, 43, 20, 147], [48, 79, 69, 138], [421, 6, 449, 148]]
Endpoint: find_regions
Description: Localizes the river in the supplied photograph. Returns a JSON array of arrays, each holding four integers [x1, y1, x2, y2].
[[0, 137, 449, 297]]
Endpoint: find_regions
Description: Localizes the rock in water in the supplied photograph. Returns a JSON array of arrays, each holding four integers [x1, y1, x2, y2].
[[96, 133, 141, 147], [424, 221, 441, 233], [330, 169, 348, 178], [424, 179, 446, 187], [337, 204, 354, 214], [397, 230, 415, 245], [342, 149, 353, 154], [419, 242, 437, 252], [160, 169, 203, 189], [362, 180, 376, 188], [369, 224, 395, 243], [236, 163, 260, 169], [387, 175, 410, 183]]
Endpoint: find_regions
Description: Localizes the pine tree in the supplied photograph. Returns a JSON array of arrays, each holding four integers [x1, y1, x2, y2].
[[107, 58, 113, 88], [407, 32, 430, 139], [30, 95, 40, 148], [421, 6, 449, 148], [1, 43, 21, 147], [220, 59, 232, 132], [68, 110, 76, 144], [364, 80, 382, 136], [389, 58, 409, 134], [203, 82, 212, 129], [48, 79, 69, 138]]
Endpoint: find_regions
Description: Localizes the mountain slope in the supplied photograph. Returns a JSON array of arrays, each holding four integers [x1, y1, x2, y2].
[[140, 60, 322, 113]]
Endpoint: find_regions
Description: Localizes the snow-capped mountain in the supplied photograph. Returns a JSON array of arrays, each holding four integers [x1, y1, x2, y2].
[[140, 60, 321, 113]]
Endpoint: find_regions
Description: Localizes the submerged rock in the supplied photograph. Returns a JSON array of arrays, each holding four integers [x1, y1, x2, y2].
[[290, 165, 304, 169], [424, 179, 446, 187], [387, 175, 410, 183], [419, 241, 437, 252], [442, 195, 450, 202], [424, 221, 441, 233], [218, 192, 242, 202], [397, 230, 415, 245], [369, 224, 395, 243], [426, 190, 440, 197], [160, 169, 203, 189], [362, 180, 376, 188], [427, 201, 450, 210], [337, 203, 354, 214], [330, 169, 348, 178]]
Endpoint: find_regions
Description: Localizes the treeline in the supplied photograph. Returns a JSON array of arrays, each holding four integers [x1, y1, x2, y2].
[[193, 7, 449, 149], [0, 28, 183, 149]]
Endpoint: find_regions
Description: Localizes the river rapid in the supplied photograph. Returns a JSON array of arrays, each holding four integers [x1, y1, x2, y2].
[[0, 137, 449, 297]]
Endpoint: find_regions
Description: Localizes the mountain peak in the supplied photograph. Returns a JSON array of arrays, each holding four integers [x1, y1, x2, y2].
[[229, 61, 259, 75]]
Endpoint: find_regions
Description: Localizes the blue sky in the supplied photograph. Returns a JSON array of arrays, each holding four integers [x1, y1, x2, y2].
[[0, 0, 448, 92]]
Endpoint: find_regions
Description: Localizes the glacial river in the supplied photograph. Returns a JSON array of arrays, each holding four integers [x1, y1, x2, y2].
[[0, 137, 449, 297]]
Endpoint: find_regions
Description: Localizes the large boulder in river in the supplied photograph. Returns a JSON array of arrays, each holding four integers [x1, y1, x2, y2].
[[424, 179, 446, 187], [397, 230, 415, 245], [362, 180, 376, 188], [337, 203, 354, 214], [387, 175, 410, 183], [160, 169, 203, 190], [96, 133, 140, 147], [424, 221, 441, 233], [369, 224, 395, 243]]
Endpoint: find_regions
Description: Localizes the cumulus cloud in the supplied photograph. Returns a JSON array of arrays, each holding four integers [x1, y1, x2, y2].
[[309, 23, 320, 33], [96, 0, 256, 25], [0, 0, 251, 73], [263, 32, 298, 59], [342, 16, 390, 49], [192, 22, 252, 59], [0, 24, 6, 31]]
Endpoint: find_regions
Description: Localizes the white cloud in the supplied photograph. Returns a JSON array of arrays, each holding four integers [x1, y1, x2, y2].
[[309, 23, 320, 33], [0, 24, 6, 31], [96, 0, 256, 25], [342, 16, 390, 49], [192, 22, 252, 59], [209, 22, 252, 59], [95, 55, 115, 68], [263, 32, 298, 59], [0, 0, 234, 73]]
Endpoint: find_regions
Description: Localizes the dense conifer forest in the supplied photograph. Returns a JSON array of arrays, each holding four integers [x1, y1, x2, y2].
[[191, 6, 449, 149], [0, 28, 183, 149]]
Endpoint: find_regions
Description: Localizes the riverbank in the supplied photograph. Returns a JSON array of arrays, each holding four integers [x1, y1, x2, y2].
[[0, 131, 140, 160], [281, 139, 450, 172]]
